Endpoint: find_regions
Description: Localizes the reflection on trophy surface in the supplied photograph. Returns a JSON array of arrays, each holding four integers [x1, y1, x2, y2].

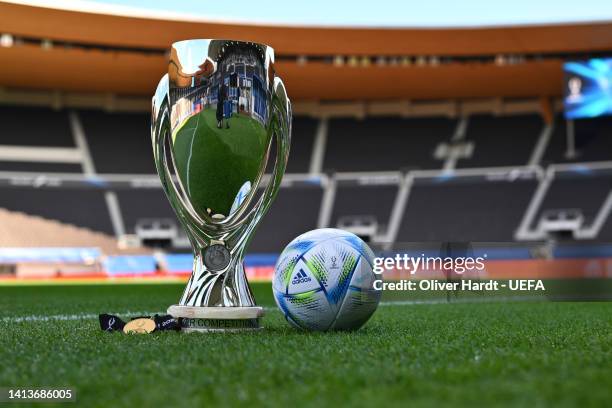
[[151, 39, 291, 332]]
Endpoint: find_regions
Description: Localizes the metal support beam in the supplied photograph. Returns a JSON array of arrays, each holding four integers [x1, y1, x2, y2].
[[317, 175, 336, 229], [69, 110, 96, 175], [514, 167, 553, 241], [442, 116, 469, 171], [104, 191, 126, 237], [309, 118, 328, 174], [384, 173, 414, 249], [528, 123, 553, 166], [565, 119, 576, 159]]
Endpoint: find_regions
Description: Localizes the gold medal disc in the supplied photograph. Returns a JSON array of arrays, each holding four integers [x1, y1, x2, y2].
[[123, 318, 156, 334]]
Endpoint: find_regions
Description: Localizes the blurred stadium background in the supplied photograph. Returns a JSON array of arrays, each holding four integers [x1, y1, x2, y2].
[[0, 0, 611, 293]]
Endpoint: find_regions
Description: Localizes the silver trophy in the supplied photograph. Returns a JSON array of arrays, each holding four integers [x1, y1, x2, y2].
[[151, 39, 291, 332]]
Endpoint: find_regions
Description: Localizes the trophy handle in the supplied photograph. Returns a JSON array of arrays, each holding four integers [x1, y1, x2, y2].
[[231, 76, 292, 256], [153, 74, 225, 257], [151, 74, 207, 247]]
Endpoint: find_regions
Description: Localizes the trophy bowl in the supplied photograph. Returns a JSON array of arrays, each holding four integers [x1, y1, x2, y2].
[[151, 39, 291, 332]]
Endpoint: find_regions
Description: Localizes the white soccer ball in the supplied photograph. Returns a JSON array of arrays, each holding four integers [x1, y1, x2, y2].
[[272, 228, 382, 331]]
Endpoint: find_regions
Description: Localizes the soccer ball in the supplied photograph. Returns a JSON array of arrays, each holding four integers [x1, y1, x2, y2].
[[272, 228, 382, 331]]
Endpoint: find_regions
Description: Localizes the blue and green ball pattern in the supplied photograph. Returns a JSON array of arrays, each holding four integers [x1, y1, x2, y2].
[[273, 228, 382, 331]]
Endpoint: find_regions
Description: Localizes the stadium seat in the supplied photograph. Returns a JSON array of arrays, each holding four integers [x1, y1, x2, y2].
[[286, 117, 317, 173], [533, 175, 612, 236], [115, 190, 177, 234], [543, 115, 612, 164], [248, 185, 323, 252], [597, 213, 612, 241], [78, 109, 155, 174], [0, 187, 114, 234], [397, 178, 538, 242], [324, 116, 455, 172], [330, 184, 398, 236], [457, 114, 544, 168], [0, 105, 74, 147]]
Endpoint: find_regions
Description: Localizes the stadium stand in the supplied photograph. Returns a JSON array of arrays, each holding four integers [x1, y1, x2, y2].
[[78, 109, 155, 174], [0, 187, 114, 235], [0, 4, 610, 289], [571, 116, 612, 162], [330, 183, 398, 234], [0, 105, 74, 147], [249, 185, 323, 252], [286, 117, 317, 173], [0, 208, 149, 255], [116, 189, 177, 234], [324, 116, 455, 172], [397, 178, 539, 242], [542, 115, 569, 165], [533, 174, 612, 230], [543, 115, 612, 164], [1, 103, 611, 250], [599, 210, 612, 241], [457, 114, 544, 168]]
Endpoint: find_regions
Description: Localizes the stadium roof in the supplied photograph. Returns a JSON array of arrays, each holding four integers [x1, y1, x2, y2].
[[0, 0, 611, 100]]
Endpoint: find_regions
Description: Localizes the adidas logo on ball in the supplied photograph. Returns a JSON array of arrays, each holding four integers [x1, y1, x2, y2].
[[291, 269, 312, 285]]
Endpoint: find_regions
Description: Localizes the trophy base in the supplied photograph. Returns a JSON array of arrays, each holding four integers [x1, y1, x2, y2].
[[167, 305, 264, 333]]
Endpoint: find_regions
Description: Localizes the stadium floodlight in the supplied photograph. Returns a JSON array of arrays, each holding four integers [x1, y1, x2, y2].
[[0, 34, 13, 48], [400, 56, 412, 66], [401, 57, 412, 67], [41, 39, 53, 50], [151, 39, 291, 332], [495, 54, 507, 66]]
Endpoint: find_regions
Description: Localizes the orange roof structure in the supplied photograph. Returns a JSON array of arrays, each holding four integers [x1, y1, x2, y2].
[[0, 1, 611, 100]]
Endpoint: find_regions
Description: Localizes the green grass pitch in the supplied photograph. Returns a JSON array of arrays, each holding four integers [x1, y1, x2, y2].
[[1, 283, 611, 407]]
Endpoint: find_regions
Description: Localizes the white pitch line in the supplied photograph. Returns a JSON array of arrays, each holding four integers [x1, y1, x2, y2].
[[1, 311, 161, 324], [0, 296, 543, 324], [377, 295, 545, 307]]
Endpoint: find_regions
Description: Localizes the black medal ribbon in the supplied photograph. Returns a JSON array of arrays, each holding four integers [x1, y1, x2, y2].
[[153, 314, 181, 331], [99, 313, 180, 333], [99, 314, 126, 332]]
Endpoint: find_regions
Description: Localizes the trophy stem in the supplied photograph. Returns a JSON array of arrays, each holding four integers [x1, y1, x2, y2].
[[168, 245, 264, 332]]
